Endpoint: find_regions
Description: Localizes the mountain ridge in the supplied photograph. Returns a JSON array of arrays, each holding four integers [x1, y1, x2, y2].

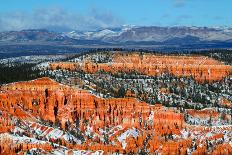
[[1, 26, 232, 48]]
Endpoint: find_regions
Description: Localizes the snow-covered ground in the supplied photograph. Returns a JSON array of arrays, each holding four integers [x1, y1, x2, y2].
[[0, 55, 68, 65], [117, 128, 139, 149]]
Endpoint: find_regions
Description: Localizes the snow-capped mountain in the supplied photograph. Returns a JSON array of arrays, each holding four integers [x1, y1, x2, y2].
[[64, 26, 232, 43], [65, 29, 117, 40], [63, 25, 137, 41], [1, 26, 232, 47]]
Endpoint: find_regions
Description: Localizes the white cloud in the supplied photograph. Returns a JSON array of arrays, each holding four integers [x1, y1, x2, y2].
[[0, 7, 123, 32], [173, 0, 186, 7]]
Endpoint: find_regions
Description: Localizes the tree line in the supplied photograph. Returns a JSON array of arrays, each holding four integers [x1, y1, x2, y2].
[[0, 63, 44, 84]]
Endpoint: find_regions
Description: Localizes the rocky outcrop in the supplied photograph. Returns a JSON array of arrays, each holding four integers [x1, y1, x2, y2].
[[50, 62, 79, 71], [0, 77, 231, 154], [0, 133, 53, 155], [1, 78, 184, 129], [0, 78, 186, 154], [50, 53, 232, 82]]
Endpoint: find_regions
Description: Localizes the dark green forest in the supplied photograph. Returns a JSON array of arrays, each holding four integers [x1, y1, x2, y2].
[[0, 63, 43, 84]]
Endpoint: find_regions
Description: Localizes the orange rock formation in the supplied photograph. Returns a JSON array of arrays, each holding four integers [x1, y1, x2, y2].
[[0, 77, 231, 154], [50, 53, 232, 82], [0, 78, 186, 154]]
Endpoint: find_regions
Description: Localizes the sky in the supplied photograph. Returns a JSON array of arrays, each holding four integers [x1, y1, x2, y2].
[[0, 0, 231, 31]]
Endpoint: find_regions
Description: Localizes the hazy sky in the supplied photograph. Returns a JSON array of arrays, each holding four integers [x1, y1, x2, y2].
[[0, 0, 231, 31]]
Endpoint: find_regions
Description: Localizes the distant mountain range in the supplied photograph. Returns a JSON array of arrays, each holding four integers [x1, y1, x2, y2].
[[1, 26, 232, 48], [0, 29, 70, 43], [64, 26, 232, 43]]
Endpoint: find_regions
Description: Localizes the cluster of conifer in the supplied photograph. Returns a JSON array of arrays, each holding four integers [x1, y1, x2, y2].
[[0, 63, 43, 84]]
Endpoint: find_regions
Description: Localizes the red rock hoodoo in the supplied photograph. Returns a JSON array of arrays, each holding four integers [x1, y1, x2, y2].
[[50, 53, 232, 82]]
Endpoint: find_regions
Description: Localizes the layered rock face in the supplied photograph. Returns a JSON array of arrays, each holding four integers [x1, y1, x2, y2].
[[0, 77, 231, 154], [0, 78, 185, 154], [50, 53, 232, 82], [49, 62, 79, 71], [1, 77, 183, 127]]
